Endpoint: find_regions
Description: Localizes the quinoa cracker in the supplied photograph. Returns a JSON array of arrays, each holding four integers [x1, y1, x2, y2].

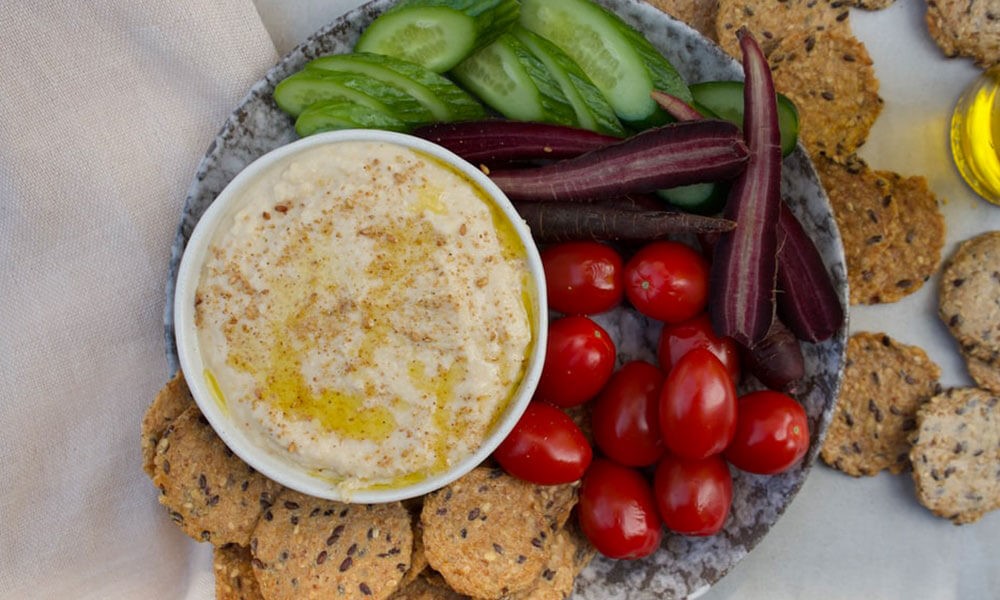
[[214, 544, 265, 600], [813, 156, 898, 305], [966, 356, 1000, 395], [420, 467, 567, 598], [389, 573, 469, 600], [859, 172, 946, 304], [151, 406, 283, 546], [646, 0, 719, 40], [938, 231, 1000, 368], [925, 0, 1000, 67], [852, 0, 895, 9], [714, 0, 851, 58], [821, 332, 942, 476], [141, 370, 195, 477], [510, 523, 596, 600], [768, 30, 883, 162], [910, 387, 1000, 524], [250, 489, 413, 600]]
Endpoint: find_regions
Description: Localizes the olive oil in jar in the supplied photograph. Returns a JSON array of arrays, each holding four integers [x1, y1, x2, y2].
[[950, 65, 1000, 205]]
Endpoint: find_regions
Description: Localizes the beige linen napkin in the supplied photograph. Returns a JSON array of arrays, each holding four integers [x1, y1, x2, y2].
[[0, 1, 278, 598]]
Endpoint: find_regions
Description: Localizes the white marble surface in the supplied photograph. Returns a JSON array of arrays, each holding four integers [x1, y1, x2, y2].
[[248, 0, 1000, 598]]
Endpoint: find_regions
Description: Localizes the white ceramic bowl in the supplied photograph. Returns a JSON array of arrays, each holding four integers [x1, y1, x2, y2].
[[173, 129, 548, 504]]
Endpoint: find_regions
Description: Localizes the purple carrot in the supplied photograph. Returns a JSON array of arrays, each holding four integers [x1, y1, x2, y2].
[[651, 89, 704, 122], [412, 120, 619, 163], [513, 201, 736, 243], [776, 203, 845, 342], [739, 317, 805, 394], [487, 120, 749, 202], [708, 29, 783, 347]]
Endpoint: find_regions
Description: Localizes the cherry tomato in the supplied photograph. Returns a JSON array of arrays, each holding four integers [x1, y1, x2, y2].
[[535, 315, 616, 408], [623, 241, 709, 324], [659, 348, 737, 459], [494, 402, 592, 484], [653, 453, 732, 536], [577, 458, 662, 559], [724, 390, 810, 475], [541, 242, 624, 315], [590, 360, 664, 467], [657, 312, 740, 384]]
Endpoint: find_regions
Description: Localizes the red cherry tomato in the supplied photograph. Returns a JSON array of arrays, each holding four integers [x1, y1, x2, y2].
[[653, 453, 732, 536], [659, 348, 737, 459], [577, 458, 663, 559], [541, 242, 624, 315], [657, 312, 740, 384], [493, 402, 593, 484], [623, 241, 709, 324], [590, 360, 665, 467], [535, 315, 616, 408], [724, 390, 810, 475]]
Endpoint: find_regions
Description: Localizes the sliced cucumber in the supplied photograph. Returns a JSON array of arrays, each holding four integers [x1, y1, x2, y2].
[[450, 32, 577, 126], [273, 70, 433, 125], [509, 26, 625, 137], [354, 0, 519, 73], [656, 182, 729, 215], [690, 81, 801, 157], [304, 52, 486, 123], [519, 0, 691, 128], [295, 100, 407, 137]]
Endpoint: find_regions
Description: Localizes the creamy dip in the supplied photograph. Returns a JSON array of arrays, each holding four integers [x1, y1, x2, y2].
[[194, 140, 534, 490]]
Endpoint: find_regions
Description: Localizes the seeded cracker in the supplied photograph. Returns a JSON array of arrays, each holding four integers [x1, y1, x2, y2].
[[389, 573, 468, 600], [813, 156, 898, 305], [141, 370, 195, 477], [713, 0, 851, 58], [511, 523, 596, 600], [250, 489, 413, 600], [821, 332, 942, 476], [938, 232, 1000, 372], [151, 406, 284, 546], [214, 544, 265, 600], [420, 467, 574, 598], [925, 0, 1000, 68], [768, 30, 883, 162], [910, 387, 1000, 524], [646, 0, 719, 40], [862, 171, 945, 304]]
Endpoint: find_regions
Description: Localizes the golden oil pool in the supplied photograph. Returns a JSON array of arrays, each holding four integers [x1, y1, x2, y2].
[[950, 65, 1000, 205]]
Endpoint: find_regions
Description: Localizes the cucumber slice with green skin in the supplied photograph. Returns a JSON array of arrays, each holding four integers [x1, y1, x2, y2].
[[450, 32, 578, 126], [295, 100, 408, 137], [656, 182, 729, 215], [304, 52, 486, 123], [690, 81, 801, 157], [509, 26, 626, 137], [519, 0, 691, 127], [354, 0, 519, 73], [274, 70, 434, 124]]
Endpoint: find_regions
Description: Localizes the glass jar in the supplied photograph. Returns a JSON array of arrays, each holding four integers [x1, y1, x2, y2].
[[950, 65, 1000, 206]]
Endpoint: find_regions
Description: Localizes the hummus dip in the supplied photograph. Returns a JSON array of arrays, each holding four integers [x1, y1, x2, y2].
[[194, 140, 534, 491]]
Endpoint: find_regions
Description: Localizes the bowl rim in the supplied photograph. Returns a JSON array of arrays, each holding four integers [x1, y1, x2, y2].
[[173, 128, 548, 503]]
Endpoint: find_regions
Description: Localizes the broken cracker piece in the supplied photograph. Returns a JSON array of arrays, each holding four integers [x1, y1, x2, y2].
[[821, 332, 942, 476], [910, 387, 1000, 524]]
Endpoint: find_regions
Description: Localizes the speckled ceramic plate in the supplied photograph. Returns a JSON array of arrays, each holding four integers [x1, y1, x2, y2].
[[163, 1, 848, 597]]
